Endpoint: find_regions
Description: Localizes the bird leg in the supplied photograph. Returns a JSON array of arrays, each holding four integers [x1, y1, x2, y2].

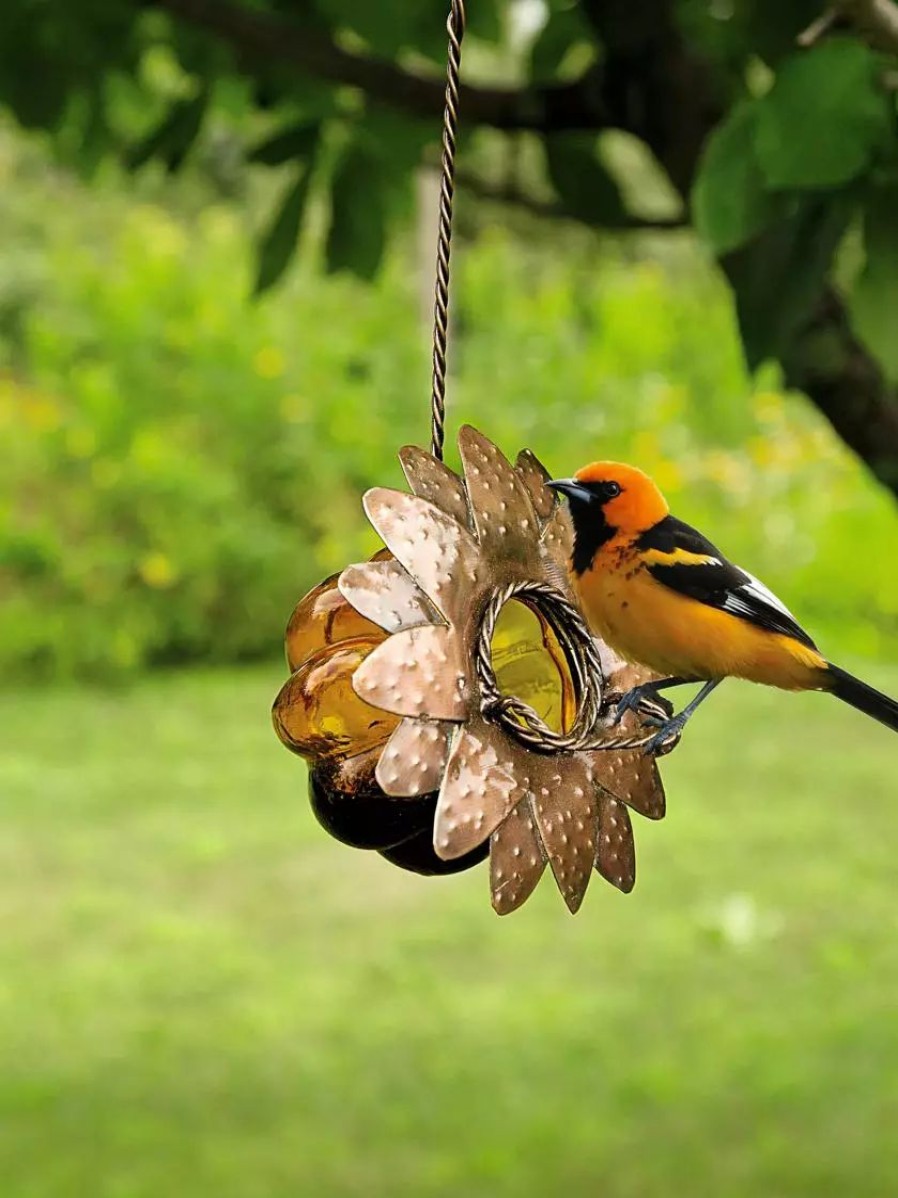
[[642, 679, 722, 755], [612, 677, 693, 726]]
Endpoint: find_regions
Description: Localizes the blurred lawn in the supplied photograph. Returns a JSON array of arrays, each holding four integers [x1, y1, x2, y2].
[[2, 663, 897, 1198]]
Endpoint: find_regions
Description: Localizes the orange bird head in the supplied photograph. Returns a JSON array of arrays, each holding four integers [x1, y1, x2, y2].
[[546, 462, 669, 573]]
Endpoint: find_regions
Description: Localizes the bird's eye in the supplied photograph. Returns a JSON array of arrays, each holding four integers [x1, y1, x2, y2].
[[605, 481, 621, 499]]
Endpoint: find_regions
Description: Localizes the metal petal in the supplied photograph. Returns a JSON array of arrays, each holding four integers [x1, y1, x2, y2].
[[457, 425, 540, 562], [375, 718, 452, 798], [540, 500, 574, 565], [434, 721, 530, 860], [595, 794, 636, 894], [515, 449, 557, 523], [596, 750, 666, 820], [593, 659, 670, 817], [339, 560, 436, 634], [353, 625, 468, 720], [490, 797, 547, 916], [531, 757, 598, 913], [362, 488, 481, 624], [399, 445, 472, 530]]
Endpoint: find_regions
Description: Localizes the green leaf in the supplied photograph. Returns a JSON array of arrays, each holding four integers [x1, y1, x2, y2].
[[325, 143, 388, 280], [529, 4, 595, 81], [756, 38, 889, 190], [465, 0, 502, 44], [545, 135, 627, 226], [248, 120, 321, 166], [126, 92, 208, 173], [692, 101, 784, 254], [851, 186, 898, 382], [254, 169, 313, 295], [315, 0, 447, 57], [726, 194, 854, 370]]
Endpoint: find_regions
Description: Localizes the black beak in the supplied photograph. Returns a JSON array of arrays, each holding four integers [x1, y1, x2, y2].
[[546, 478, 594, 505]]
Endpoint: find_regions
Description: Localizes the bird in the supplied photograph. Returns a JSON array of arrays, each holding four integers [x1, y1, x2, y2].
[[547, 461, 898, 754]]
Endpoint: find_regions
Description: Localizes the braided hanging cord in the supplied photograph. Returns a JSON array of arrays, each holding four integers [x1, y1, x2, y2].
[[430, 0, 466, 462]]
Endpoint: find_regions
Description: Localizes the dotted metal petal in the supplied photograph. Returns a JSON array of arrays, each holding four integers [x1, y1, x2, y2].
[[540, 499, 574, 565], [399, 445, 472, 531], [338, 560, 437, 634], [490, 797, 547, 915], [595, 794, 636, 894], [531, 757, 597, 913], [353, 625, 468, 720], [457, 425, 540, 564], [596, 749, 666, 820], [593, 660, 671, 818], [515, 449, 557, 524], [362, 488, 481, 625], [376, 717, 452, 798], [434, 721, 530, 860]]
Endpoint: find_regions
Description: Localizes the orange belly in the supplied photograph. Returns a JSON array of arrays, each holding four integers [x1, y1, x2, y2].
[[576, 562, 827, 691]]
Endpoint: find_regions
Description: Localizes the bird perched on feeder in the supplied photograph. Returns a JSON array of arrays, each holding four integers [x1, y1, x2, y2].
[[547, 462, 898, 754]]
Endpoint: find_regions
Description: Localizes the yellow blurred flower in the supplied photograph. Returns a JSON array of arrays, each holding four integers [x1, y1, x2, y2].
[[703, 449, 751, 497], [631, 430, 661, 463], [748, 435, 774, 468], [22, 394, 61, 433], [753, 390, 785, 424], [131, 205, 188, 259], [652, 458, 683, 494], [138, 552, 179, 589], [254, 346, 286, 380]]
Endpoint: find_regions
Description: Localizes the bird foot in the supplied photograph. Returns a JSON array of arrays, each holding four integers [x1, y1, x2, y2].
[[642, 713, 688, 756], [612, 684, 672, 728]]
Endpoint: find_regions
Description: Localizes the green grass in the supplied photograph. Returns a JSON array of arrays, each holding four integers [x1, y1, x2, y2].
[[2, 663, 897, 1197]]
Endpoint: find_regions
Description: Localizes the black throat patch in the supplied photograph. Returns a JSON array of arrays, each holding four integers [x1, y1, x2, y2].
[[570, 507, 615, 575]]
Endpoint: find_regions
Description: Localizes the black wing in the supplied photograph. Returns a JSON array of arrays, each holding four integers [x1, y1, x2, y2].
[[636, 516, 817, 650]]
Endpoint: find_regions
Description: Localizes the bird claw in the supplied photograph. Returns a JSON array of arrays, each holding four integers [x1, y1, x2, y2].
[[642, 714, 687, 756], [611, 684, 673, 728]]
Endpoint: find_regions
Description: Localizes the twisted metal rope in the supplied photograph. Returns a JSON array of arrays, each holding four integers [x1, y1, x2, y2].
[[475, 582, 666, 754], [430, 0, 466, 462]]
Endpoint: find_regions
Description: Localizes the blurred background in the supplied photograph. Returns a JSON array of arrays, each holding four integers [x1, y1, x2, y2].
[[2, 1, 898, 1194]]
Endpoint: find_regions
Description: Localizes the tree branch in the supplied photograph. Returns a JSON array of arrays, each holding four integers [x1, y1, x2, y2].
[[151, 0, 609, 132], [785, 289, 898, 496], [800, 0, 898, 53]]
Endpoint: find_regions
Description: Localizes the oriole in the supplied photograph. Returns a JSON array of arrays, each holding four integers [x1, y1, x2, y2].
[[547, 462, 898, 753]]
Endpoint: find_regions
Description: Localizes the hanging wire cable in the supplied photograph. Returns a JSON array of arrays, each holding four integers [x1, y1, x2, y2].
[[430, 0, 466, 462]]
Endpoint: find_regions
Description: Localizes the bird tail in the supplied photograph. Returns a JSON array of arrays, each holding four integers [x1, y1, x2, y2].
[[825, 663, 898, 734]]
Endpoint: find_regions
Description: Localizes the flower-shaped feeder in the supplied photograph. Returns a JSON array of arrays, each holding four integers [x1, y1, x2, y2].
[[274, 426, 675, 914]]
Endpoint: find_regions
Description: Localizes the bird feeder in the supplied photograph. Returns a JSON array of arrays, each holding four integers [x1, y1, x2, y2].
[[272, 0, 678, 914]]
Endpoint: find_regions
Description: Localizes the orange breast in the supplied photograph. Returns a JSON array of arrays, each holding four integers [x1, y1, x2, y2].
[[575, 548, 826, 691]]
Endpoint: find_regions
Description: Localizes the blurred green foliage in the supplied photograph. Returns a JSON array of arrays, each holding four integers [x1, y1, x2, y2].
[[1, 127, 896, 681], [4, 0, 897, 380]]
